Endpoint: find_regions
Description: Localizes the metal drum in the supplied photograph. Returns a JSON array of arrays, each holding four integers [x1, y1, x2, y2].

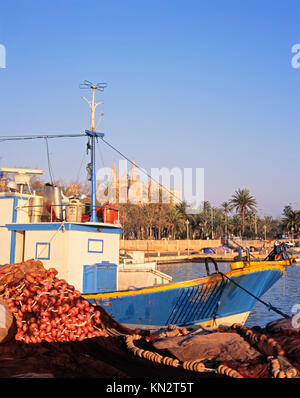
[[44, 183, 63, 220], [29, 196, 44, 223]]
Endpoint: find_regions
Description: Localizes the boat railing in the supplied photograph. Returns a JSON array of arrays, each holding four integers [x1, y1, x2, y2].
[[204, 257, 220, 276], [14, 202, 119, 224]]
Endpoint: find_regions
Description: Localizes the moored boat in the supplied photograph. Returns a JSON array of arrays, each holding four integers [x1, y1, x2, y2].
[[83, 258, 292, 329]]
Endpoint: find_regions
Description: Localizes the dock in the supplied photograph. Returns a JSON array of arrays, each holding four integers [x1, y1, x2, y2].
[[121, 238, 300, 265], [144, 251, 268, 264]]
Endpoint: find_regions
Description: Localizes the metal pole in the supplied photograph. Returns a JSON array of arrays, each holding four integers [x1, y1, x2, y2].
[[211, 208, 214, 239], [90, 87, 97, 223], [186, 219, 190, 256], [81, 82, 105, 223], [90, 87, 96, 132]]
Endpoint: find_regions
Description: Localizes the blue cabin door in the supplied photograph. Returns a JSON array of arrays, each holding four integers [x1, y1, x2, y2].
[[82, 261, 117, 293]]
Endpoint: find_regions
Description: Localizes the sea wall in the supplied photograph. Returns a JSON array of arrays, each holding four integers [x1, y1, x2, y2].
[[120, 239, 221, 252], [119, 239, 276, 253]]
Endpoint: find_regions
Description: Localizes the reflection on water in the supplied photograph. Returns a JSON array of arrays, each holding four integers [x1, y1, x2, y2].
[[158, 262, 300, 327]]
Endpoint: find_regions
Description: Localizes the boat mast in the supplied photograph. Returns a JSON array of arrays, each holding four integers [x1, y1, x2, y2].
[[80, 80, 106, 222], [0, 81, 107, 223]]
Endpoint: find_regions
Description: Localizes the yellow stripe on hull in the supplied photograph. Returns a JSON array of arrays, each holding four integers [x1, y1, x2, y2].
[[195, 311, 251, 328], [83, 260, 288, 300], [123, 311, 251, 331]]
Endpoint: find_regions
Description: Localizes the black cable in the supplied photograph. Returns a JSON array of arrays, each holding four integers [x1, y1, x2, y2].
[[0, 132, 184, 205], [0, 133, 85, 142], [218, 271, 290, 319], [75, 149, 87, 183], [100, 137, 184, 206], [44, 138, 55, 184], [96, 139, 106, 168]]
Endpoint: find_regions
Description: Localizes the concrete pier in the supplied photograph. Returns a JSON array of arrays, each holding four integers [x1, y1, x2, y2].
[[144, 251, 269, 264]]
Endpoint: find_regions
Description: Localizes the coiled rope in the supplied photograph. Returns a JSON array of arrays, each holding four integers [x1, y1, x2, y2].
[[267, 356, 298, 378], [231, 323, 298, 378], [108, 325, 243, 378], [108, 324, 299, 378]]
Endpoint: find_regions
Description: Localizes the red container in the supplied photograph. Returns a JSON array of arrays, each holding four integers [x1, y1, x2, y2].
[[97, 205, 118, 224]]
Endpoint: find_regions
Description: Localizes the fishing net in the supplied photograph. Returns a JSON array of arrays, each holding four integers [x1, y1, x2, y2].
[[152, 331, 260, 363], [0, 259, 300, 378], [0, 260, 202, 378]]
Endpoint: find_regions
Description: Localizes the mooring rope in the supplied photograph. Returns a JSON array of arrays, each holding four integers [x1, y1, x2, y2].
[[109, 324, 299, 378], [122, 326, 243, 377], [218, 271, 290, 319]]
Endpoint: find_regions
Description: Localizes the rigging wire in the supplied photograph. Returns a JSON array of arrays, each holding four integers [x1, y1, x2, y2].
[[99, 137, 184, 206], [218, 270, 290, 319], [0, 132, 185, 207], [44, 137, 55, 184], [75, 148, 88, 183], [0, 133, 85, 142], [96, 137, 106, 169]]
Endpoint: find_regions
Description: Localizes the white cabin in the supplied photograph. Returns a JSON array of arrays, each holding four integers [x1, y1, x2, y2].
[[0, 191, 122, 291], [0, 167, 172, 293]]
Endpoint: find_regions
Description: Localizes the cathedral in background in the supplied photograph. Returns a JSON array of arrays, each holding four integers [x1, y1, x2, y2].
[[96, 161, 182, 205]]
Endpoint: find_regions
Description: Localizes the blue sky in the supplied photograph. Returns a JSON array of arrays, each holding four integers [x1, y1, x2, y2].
[[0, 0, 300, 217]]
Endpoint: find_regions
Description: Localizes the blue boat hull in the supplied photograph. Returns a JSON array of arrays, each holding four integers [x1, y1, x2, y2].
[[84, 267, 283, 328]]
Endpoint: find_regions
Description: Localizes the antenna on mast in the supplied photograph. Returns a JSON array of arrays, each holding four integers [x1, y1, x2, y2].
[[80, 80, 107, 132], [79, 80, 106, 222]]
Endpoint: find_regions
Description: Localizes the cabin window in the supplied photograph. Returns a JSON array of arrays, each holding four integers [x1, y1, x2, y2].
[[35, 242, 51, 260], [88, 239, 103, 254]]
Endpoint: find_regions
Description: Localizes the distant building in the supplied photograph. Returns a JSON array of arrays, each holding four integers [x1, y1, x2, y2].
[[96, 161, 182, 205]]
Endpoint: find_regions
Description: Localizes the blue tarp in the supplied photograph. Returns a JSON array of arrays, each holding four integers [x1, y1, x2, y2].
[[203, 248, 216, 254]]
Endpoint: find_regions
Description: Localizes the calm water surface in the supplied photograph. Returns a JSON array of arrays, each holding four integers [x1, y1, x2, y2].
[[157, 262, 300, 327]]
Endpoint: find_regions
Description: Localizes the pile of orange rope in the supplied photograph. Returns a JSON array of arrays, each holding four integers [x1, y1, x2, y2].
[[214, 323, 300, 378], [0, 259, 107, 343]]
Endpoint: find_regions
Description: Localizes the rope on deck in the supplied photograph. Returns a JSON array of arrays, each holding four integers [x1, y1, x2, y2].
[[267, 356, 298, 378], [121, 325, 242, 377], [109, 324, 299, 378]]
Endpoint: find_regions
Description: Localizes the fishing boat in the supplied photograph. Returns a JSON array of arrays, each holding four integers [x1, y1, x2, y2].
[[0, 82, 293, 329], [83, 257, 292, 329]]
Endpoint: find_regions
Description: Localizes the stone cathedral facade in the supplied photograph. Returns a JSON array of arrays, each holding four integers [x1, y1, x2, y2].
[[96, 161, 182, 205]]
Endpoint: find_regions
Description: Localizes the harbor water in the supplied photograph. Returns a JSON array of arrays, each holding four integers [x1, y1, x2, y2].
[[157, 262, 300, 327]]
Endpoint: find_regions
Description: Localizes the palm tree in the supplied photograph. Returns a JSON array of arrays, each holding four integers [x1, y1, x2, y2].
[[282, 205, 300, 237], [197, 201, 212, 239], [229, 189, 257, 236], [245, 210, 257, 237], [221, 201, 231, 237], [165, 205, 186, 239]]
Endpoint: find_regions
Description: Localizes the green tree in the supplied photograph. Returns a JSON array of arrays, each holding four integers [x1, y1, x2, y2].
[[221, 201, 231, 237], [282, 205, 300, 237], [229, 189, 257, 236], [165, 206, 186, 239], [174, 202, 189, 238]]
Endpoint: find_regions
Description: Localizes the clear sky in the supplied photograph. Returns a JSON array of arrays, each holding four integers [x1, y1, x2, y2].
[[0, 0, 300, 217]]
